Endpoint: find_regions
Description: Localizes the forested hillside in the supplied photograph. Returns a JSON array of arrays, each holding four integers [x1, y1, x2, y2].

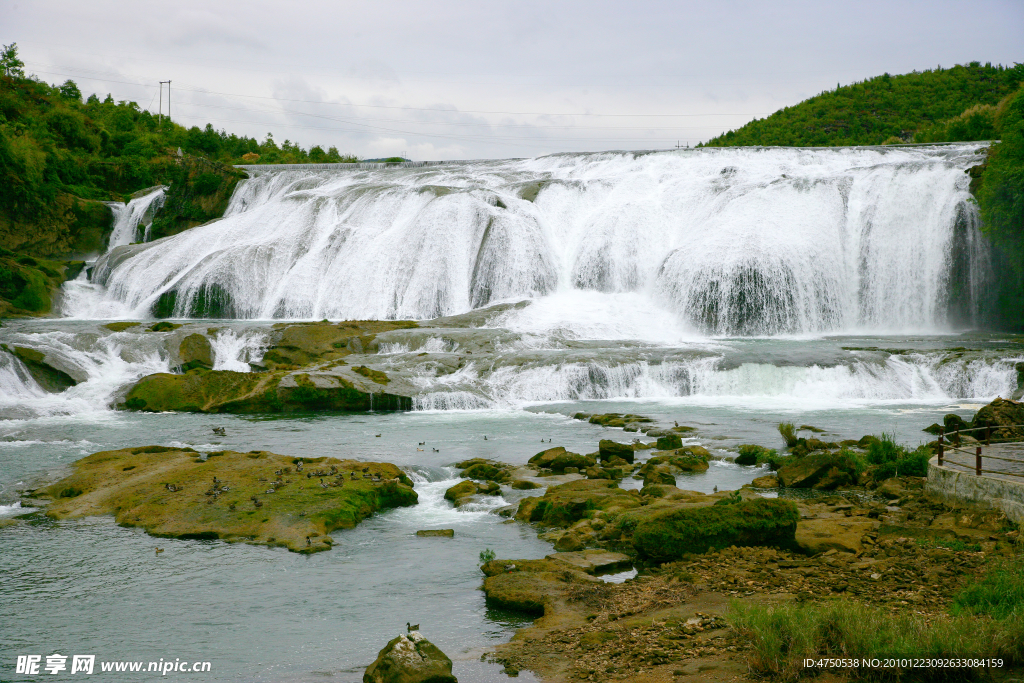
[[0, 43, 359, 314], [702, 62, 1023, 147]]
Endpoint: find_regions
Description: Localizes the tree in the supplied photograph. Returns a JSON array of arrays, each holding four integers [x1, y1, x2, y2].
[[1, 42, 25, 78], [58, 79, 82, 101]]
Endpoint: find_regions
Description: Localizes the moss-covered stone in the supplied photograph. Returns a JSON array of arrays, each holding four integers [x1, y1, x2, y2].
[[515, 479, 641, 527], [632, 498, 800, 562], [179, 333, 214, 369], [103, 322, 141, 332], [363, 632, 457, 683], [455, 458, 514, 483], [0, 249, 84, 316], [598, 440, 635, 464], [9, 345, 77, 391], [776, 452, 861, 489], [31, 447, 416, 553]]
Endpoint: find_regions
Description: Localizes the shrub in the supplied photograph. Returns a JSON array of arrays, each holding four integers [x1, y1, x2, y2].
[[778, 422, 798, 448], [479, 548, 496, 564]]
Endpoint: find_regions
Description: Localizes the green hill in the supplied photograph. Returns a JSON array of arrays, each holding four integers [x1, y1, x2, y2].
[[702, 62, 1024, 147], [0, 43, 358, 315]]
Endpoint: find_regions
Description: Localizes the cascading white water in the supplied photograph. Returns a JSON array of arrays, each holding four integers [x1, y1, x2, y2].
[[408, 353, 1024, 410], [67, 145, 989, 335], [106, 187, 166, 250]]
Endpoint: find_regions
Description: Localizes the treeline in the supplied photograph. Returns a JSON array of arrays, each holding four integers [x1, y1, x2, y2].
[[702, 62, 1024, 147], [0, 43, 357, 227]]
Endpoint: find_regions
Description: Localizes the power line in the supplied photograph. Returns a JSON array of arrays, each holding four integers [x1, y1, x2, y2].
[[24, 63, 767, 119]]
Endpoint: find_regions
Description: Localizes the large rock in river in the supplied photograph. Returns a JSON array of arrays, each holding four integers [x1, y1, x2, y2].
[[30, 447, 416, 553], [363, 631, 457, 683], [598, 440, 635, 464], [179, 333, 214, 370]]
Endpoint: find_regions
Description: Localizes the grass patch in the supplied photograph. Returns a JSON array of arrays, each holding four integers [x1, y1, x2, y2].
[[732, 598, 1024, 680], [952, 554, 1024, 620]]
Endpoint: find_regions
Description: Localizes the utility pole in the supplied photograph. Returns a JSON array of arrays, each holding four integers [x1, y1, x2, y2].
[[159, 80, 171, 130]]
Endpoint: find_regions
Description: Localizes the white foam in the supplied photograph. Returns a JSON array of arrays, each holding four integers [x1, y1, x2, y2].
[[63, 146, 989, 336]]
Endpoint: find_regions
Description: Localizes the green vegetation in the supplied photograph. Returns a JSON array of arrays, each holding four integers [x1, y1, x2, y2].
[[480, 548, 496, 564], [976, 85, 1024, 329], [0, 42, 360, 314], [778, 422, 798, 448], [866, 432, 930, 479], [952, 554, 1024, 620], [631, 498, 799, 562], [731, 597, 1024, 680], [703, 62, 1023, 147]]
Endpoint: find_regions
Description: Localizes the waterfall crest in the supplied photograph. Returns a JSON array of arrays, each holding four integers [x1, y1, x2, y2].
[[67, 146, 988, 335]]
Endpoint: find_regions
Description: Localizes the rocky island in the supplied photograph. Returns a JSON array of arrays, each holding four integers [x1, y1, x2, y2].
[[27, 446, 417, 553]]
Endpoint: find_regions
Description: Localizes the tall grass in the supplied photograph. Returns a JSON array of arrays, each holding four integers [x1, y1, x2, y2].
[[867, 432, 930, 479], [778, 422, 798, 448], [731, 599, 1023, 680], [953, 555, 1024, 620]]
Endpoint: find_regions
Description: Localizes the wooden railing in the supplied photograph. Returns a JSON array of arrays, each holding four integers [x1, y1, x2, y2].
[[936, 424, 1024, 478]]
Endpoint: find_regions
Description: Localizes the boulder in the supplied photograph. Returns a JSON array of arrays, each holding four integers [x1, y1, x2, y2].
[[549, 451, 595, 473], [751, 474, 779, 488], [179, 333, 214, 370], [598, 440, 635, 464], [642, 465, 676, 487], [510, 479, 541, 490], [777, 452, 860, 490], [736, 444, 771, 466], [529, 447, 566, 468], [456, 458, 513, 483], [655, 434, 683, 450], [363, 632, 457, 683], [795, 518, 875, 555], [515, 479, 640, 527], [553, 532, 584, 552], [444, 480, 477, 503], [632, 498, 799, 562], [971, 398, 1024, 440]]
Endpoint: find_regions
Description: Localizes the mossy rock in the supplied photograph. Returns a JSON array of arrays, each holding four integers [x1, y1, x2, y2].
[[455, 458, 514, 483], [480, 558, 594, 615], [777, 452, 861, 489], [149, 321, 181, 332], [352, 365, 389, 385], [123, 369, 412, 413], [444, 480, 478, 503], [179, 333, 214, 369], [529, 446, 567, 467], [598, 440, 635, 464], [515, 479, 640, 527], [11, 346, 77, 392], [103, 322, 141, 332], [588, 413, 654, 428], [511, 479, 541, 490], [32, 447, 416, 553], [632, 498, 800, 562], [364, 632, 456, 683], [655, 434, 683, 450]]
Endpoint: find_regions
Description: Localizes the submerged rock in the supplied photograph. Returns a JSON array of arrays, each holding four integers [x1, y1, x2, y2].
[[30, 447, 416, 553], [416, 529, 454, 538], [363, 632, 457, 683]]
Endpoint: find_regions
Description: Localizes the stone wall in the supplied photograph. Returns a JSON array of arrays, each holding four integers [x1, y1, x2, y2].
[[926, 456, 1024, 524]]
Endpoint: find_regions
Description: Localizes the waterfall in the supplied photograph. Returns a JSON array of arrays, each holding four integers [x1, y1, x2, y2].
[[65, 145, 988, 335], [106, 187, 167, 250]]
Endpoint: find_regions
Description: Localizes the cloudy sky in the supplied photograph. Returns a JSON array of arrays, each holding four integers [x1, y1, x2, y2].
[[2, 0, 1021, 160]]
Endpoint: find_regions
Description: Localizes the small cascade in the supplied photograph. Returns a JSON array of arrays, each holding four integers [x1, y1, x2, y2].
[[0, 328, 170, 419], [209, 329, 269, 371], [106, 187, 167, 250]]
